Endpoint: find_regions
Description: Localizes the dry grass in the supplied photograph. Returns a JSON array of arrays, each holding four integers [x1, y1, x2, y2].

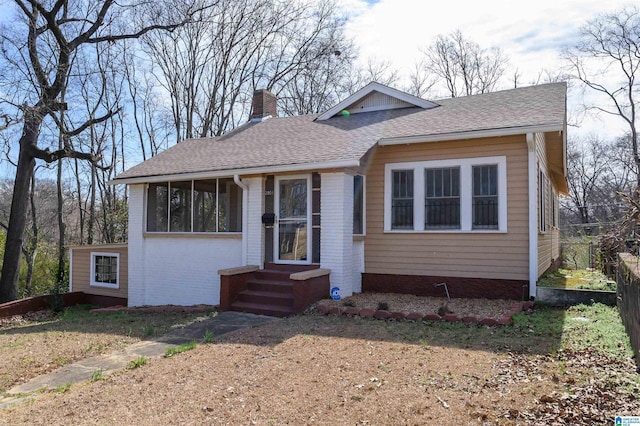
[[0, 303, 637, 424], [0, 305, 212, 392]]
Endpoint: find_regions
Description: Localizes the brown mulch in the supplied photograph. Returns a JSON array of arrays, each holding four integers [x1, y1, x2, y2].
[[317, 292, 519, 320]]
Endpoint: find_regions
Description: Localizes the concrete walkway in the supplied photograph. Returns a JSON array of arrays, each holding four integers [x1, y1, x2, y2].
[[0, 311, 279, 409]]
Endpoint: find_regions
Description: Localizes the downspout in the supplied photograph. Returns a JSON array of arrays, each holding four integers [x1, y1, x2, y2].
[[526, 133, 538, 300], [234, 175, 249, 265]]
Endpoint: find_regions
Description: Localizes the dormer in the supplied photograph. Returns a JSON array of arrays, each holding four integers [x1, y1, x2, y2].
[[316, 81, 439, 121]]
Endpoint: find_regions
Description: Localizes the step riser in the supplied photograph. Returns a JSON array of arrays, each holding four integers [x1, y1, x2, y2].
[[263, 263, 319, 272], [229, 303, 293, 318], [247, 281, 293, 294], [237, 293, 293, 307], [255, 271, 292, 281]]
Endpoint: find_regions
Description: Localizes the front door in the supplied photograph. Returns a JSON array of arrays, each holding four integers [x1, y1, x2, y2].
[[275, 175, 311, 264]]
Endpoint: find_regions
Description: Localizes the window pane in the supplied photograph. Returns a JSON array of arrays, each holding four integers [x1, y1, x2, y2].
[[279, 179, 307, 218], [94, 255, 117, 284], [218, 178, 242, 232], [147, 183, 168, 232], [170, 181, 192, 232], [392, 170, 413, 229], [425, 167, 460, 229], [472, 165, 498, 229], [353, 175, 364, 234], [194, 180, 217, 232]]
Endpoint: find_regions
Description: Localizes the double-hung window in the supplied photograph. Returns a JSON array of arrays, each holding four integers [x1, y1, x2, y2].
[[539, 169, 547, 233], [425, 167, 460, 229], [472, 165, 498, 229], [385, 156, 507, 232], [391, 170, 414, 229]]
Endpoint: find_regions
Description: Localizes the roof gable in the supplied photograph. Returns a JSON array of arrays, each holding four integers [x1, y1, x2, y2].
[[316, 81, 438, 120]]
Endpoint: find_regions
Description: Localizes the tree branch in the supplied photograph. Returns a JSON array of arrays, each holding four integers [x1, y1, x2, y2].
[[29, 145, 101, 164]]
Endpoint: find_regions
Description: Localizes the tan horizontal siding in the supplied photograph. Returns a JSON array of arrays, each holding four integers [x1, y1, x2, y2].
[[364, 135, 529, 281], [71, 246, 128, 298]]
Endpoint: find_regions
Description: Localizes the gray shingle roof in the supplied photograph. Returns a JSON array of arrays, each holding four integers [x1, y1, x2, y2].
[[113, 82, 566, 182]]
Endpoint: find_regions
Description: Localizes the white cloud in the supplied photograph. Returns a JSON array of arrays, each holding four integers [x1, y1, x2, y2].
[[343, 0, 636, 138]]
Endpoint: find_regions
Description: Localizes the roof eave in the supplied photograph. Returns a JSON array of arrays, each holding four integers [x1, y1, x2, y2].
[[377, 124, 565, 146], [109, 158, 361, 185]]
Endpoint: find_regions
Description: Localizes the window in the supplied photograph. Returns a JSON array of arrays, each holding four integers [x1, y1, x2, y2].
[[425, 167, 460, 229], [384, 156, 507, 232], [391, 170, 413, 229], [472, 165, 498, 229], [551, 188, 557, 228], [90, 252, 119, 289], [539, 169, 547, 233], [353, 175, 365, 235], [147, 178, 242, 233]]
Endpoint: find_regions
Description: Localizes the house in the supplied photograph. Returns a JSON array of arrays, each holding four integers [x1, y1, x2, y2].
[[70, 82, 567, 315]]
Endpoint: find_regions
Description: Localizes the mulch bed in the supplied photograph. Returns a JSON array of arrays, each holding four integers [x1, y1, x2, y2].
[[316, 292, 534, 325]]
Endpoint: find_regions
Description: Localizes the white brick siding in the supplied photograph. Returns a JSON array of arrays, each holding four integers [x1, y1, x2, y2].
[[140, 237, 241, 306], [128, 185, 146, 306], [244, 177, 264, 267], [320, 172, 354, 298], [352, 240, 364, 293]]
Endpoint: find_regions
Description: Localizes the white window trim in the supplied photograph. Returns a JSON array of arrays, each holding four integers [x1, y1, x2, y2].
[[384, 156, 507, 233], [353, 174, 366, 236], [90, 252, 120, 289]]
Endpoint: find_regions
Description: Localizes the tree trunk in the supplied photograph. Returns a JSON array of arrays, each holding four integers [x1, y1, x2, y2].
[[24, 173, 39, 297], [0, 114, 40, 302]]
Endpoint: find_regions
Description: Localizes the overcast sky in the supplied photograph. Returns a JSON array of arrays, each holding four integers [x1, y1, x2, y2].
[[340, 0, 636, 139]]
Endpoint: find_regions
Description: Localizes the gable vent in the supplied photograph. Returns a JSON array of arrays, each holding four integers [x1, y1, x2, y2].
[[346, 91, 413, 114]]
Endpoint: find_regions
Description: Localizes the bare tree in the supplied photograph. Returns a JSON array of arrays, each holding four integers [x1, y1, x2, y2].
[[564, 6, 640, 188], [420, 30, 508, 98], [143, 0, 357, 140], [0, 0, 197, 302], [562, 135, 635, 232], [406, 60, 437, 98]]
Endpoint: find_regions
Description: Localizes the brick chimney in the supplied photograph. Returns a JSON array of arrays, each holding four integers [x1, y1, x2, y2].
[[251, 89, 277, 122]]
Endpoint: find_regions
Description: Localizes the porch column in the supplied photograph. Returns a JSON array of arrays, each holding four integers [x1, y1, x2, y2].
[[243, 176, 264, 267], [127, 184, 146, 306], [320, 172, 354, 298]]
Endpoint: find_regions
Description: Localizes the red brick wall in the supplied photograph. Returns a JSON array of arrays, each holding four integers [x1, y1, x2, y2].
[[362, 273, 529, 301]]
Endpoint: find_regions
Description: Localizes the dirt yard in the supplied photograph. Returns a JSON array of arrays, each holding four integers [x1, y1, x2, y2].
[[0, 302, 638, 425]]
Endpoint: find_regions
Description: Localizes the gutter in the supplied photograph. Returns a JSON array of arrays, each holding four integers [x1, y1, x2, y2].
[[108, 159, 361, 186], [378, 124, 564, 146]]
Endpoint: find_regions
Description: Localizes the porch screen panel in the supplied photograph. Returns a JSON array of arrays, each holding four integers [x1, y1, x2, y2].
[[147, 183, 168, 232], [193, 179, 217, 232], [170, 181, 192, 232], [218, 178, 242, 232]]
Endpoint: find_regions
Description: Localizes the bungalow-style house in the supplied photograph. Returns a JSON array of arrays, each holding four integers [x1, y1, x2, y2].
[[69, 82, 567, 316]]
